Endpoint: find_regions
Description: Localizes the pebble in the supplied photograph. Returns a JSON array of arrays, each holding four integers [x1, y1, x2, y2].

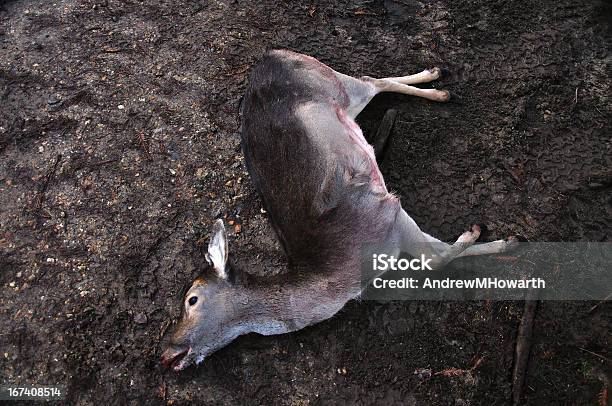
[[47, 95, 61, 106], [414, 368, 432, 380], [134, 313, 148, 324]]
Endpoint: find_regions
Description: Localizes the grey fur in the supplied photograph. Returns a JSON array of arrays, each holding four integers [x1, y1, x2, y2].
[[160, 50, 517, 371]]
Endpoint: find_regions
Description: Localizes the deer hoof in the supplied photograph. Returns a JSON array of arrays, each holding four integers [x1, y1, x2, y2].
[[429, 67, 442, 80], [438, 90, 451, 102], [503, 236, 520, 252], [458, 224, 481, 244]]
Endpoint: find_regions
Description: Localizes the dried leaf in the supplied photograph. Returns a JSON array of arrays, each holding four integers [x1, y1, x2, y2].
[[435, 367, 470, 377], [470, 356, 485, 370], [156, 382, 166, 399], [598, 388, 608, 406], [353, 8, 378, 16]]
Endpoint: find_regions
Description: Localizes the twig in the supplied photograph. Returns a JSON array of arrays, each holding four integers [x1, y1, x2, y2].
[[577, 347, 610, 362], [101, 46, 125, 53], [34, 154, 62, 212], [225, 64, 251, 77], [574, 88, 578, 104], [390, 0, 413, 6], [511, 288, 539, 406], [88, 158, 120, 168], [353, 8, 382, 16], [589, 292, 612, 314]]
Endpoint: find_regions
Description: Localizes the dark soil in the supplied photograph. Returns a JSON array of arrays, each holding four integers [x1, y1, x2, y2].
[[1, 0, 610, 405]]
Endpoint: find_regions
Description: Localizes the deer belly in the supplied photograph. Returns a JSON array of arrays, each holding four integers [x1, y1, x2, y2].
[[335, 107, 387, 192]]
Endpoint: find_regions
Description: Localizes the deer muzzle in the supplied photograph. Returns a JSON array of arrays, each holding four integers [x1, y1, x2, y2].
[[160, 344, 190, 371]]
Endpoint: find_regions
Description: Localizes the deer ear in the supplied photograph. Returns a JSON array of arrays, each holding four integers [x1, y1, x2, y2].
[[205, 219, 229, 279]]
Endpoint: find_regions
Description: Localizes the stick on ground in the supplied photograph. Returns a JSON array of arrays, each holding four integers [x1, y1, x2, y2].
[[512, 288, 540, 405]]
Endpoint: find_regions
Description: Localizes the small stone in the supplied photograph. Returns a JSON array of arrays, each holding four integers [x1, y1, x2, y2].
[[118, 104, 125, 110], [414, 368, 432, 380], [134, 313, 147, 324], [47, 95, 61, 106]]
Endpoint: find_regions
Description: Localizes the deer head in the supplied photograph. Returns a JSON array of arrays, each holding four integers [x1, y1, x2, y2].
[[160, 218, 353, 371], [160, 220, 249, 371]]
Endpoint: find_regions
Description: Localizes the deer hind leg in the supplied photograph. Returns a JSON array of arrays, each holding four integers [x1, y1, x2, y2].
[[395, 209, 518, 270]]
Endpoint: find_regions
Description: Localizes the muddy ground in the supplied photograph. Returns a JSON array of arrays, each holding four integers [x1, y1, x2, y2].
[[0, 0, 610, 404]]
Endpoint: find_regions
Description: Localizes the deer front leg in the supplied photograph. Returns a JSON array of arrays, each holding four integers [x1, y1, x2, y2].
[[361, 66, 450, 102], [364, 76, 450, 102], [383, 67, 443, 85], [371, 109, 397, 159]]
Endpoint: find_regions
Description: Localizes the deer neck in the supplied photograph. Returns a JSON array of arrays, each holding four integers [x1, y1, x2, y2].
[[232, 264, 362, 336]]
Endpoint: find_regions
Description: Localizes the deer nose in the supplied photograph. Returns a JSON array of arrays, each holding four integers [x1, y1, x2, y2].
[[160, 345, 189, 370]]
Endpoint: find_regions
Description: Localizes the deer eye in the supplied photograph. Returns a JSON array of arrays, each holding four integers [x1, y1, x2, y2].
[[188, 296, 198, 306]]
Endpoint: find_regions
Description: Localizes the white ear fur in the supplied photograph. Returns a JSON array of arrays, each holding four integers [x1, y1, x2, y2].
[[205, 219, 228, 279]]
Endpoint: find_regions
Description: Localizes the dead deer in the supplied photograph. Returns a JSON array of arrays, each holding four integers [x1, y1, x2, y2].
[[161, 50, 517, 371]]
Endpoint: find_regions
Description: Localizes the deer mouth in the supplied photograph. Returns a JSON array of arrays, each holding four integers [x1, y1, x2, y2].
[[161, 346, 190, 371]]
